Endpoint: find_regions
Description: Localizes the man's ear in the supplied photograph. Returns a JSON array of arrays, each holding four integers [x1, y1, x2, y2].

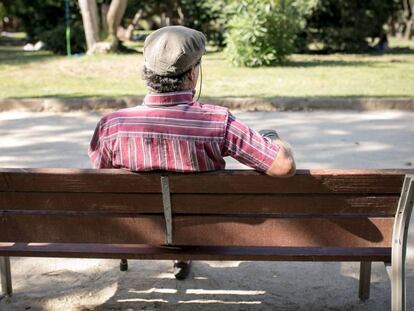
[[188, 66, 197, 82]]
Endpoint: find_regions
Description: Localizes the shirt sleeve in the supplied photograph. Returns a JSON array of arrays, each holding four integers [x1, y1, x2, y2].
[[223, 112, 279, 172], [88, 120, 113, 168]]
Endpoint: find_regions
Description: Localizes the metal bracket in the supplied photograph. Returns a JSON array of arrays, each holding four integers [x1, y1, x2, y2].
[[390, 175, 414, 311], [161, 176, 173, 245]]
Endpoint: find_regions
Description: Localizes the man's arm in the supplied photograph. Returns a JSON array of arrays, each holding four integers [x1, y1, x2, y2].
[[88, 120, 114, 168], [223, 113, 295, 177]]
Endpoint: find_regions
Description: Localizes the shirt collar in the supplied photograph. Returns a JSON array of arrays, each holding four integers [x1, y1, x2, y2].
[[143, 91, 194, 107]]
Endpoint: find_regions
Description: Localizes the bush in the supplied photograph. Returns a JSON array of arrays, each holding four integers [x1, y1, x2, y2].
[[4, 0, 85, 54], [224, 0, 316, 67], [39, 21, 86, 55], [302, 0, 396, 52], [179, 0, 228, 48]]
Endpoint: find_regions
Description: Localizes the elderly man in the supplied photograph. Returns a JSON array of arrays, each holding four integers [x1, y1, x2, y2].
[[88, 26, 295, 279]]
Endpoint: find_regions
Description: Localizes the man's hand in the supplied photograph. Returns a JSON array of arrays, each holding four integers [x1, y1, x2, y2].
[[260, 129, 296, 177]]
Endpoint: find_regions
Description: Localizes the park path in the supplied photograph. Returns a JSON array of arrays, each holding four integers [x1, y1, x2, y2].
[[0, 110, 413, 311]]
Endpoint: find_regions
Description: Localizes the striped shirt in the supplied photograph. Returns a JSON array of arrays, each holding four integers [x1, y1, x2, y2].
[[88, 91, 279, 173]]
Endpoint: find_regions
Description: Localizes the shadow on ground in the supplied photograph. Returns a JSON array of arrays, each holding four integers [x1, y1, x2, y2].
[[0, 46, 57, 66]]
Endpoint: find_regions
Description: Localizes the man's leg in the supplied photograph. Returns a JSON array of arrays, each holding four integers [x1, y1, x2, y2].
[[173, 260, 191, 280], [120, 259, 128, 271]]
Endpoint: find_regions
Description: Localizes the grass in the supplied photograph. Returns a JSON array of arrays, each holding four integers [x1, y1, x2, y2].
[[1, 36, 414, 100]]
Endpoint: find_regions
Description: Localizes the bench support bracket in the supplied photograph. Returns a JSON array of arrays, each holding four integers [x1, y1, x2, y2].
[[0, 256, 12, 298], [391, 175, 414, 311], [161, 176, 173, 245]]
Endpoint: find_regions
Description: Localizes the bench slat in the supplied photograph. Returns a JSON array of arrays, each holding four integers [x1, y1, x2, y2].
[[0, 215, 393, 247], [172, 194, 399, 216], [1, 169, 413, 194], [169, 174, 406, 194], [0, 169, 161, 193], [0, 192, 163, 213], [0, 243, 391, 262], [173, 216, 394, 248], [0, 215, 165, 244], [0, 192, 398, 216]]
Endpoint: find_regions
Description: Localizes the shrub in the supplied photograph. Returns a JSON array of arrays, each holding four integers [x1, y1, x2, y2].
[[39, 21, 86, 55], [302, 0, 396, 52], [224, 0, 316, 67], [4, 0, 85, 54]]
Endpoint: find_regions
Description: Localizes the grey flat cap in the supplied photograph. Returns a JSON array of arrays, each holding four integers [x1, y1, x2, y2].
[[144, 26, 206, 76]]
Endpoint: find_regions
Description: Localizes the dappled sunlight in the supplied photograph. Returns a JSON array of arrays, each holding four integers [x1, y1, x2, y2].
[[204, 261, 242, 268], [129, 288, 178, 294], [177, 299, 261, 304], [185, 289, 265, 295], [154, 272, 176, 279], [118, 298, 168, 303]]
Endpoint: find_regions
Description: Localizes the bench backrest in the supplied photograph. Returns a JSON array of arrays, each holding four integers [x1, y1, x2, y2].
[[1, 168, 412, 254]]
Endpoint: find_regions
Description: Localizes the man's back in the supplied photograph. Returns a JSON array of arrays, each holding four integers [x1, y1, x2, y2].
[[89, 91, 228, 171], [89, 91, 282, 174]]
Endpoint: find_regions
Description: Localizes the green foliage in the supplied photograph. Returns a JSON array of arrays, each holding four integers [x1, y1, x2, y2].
[[178, 0, 226, 47], [124, 0, 227, 47], [302, 0, 397, 52], [3, 0, 85, 54], [224, 0, 315, 67], [39, 21, 86, 55]]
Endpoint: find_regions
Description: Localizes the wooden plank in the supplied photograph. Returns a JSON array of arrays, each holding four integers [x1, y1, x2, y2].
[[0, 169, 161, 193], [0, 215, 165, 244], [172, 216, 394, 247], [0, 192, 399, 216], [0, 192, 163, 213], [172, 194, 399, 216], [169, 173, 407, 194], [0, 243, 392, 262], [1, 168, 413, 193]]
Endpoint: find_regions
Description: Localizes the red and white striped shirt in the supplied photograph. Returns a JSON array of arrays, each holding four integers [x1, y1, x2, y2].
[[88, 91, 278, 173]]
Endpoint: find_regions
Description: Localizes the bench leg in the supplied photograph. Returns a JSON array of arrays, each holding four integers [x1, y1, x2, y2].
[[391, 176, 414, 311], [359, 261, 371, 301], [0, 256, 12, 297]]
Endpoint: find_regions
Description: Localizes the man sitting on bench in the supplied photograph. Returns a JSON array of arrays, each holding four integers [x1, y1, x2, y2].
[[88, 26, 296, 279]]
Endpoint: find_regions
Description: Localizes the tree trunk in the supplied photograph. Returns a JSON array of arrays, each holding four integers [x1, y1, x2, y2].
[[106, 0, 128, 50], [404, 17, 414, 39], [177, 5, 185, 25], [78, 0, 100, 53], [125, 8, 143, 40], [403, 0, 413, 40]]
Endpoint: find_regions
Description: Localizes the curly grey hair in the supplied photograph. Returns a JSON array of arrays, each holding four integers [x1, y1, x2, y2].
[[142, 60, 201, 93]]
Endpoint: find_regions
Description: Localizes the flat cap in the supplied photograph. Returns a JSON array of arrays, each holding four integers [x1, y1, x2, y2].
[[144, 26, 206, 77]]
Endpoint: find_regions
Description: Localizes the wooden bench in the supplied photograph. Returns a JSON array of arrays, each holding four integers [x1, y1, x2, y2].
[[0, 168, 413, 310]]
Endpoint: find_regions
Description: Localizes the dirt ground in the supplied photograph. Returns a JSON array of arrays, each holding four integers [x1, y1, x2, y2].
[[1, 110, 413, 311]]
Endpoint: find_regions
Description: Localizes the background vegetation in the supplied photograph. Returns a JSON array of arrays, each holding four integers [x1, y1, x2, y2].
[[1, 1, 413, 64]]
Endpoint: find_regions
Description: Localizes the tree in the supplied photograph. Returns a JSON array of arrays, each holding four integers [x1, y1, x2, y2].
[[78, 0, 127, 54], [402, 0, 414, 39], [78, 0, 99, 52]]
